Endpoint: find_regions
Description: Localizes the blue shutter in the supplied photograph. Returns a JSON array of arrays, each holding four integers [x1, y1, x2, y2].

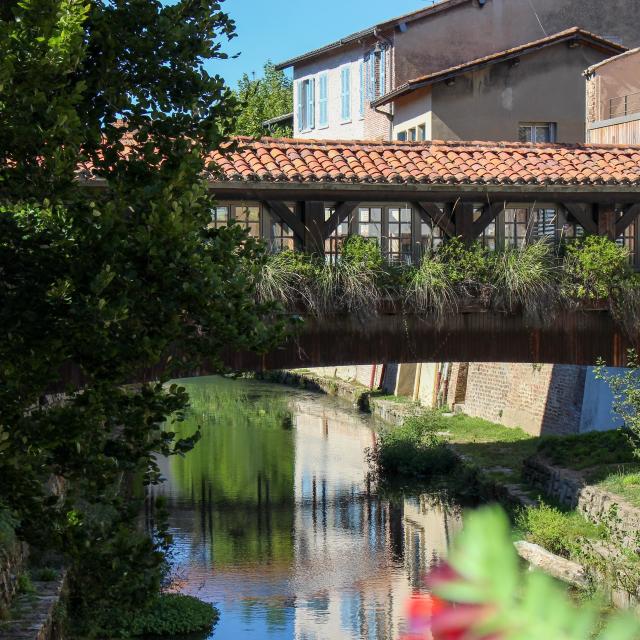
[[341, 67, 351, 121], [297, 80, 304, 131], [359, 62, 365, 117], [319, 74, 328, 127], [368, 54, 376, 100], [307, 78, 315, 129], [379, 48, 386, 96]]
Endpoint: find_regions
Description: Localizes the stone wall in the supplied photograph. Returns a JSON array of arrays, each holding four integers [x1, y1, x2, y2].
[[524, 456, 640, 545], [454, 363, 586, 436]]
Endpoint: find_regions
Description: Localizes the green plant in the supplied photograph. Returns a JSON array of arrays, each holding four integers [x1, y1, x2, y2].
[[492, 240, 559, 321], [438, 238, 493, 294], [31, 567, 58, 582], [256, 249, 317, 308], [407, 256, 458, 319], [340, 235, 384, 270], [516, 503, 604, 558], [405, 506, 640, 640], [595, 351, 640, 458], [563, 236, 632, 301], [0, 505, 17, 551], [124, 594, 219, 637], [369, 413, 459, 479], [16, 572, 35, 595]]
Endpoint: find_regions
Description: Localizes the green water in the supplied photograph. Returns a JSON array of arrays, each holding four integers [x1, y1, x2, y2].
[[155, 376, 466, 640]]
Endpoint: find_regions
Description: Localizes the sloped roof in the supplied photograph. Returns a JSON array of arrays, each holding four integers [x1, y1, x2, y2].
[[373, 27, 627, 107], [585, 47, 640, 75], [208, 137, 640, 187], [274, 0, 470, 70]]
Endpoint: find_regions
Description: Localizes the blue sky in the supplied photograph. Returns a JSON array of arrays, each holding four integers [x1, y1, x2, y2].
[[207, 0, 431, 87]]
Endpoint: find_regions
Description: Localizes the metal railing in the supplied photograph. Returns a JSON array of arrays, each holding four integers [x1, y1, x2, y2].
[[609, 91, 640, 119]]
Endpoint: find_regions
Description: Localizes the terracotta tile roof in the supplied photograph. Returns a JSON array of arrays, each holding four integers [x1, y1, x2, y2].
[[208, 137, 640, 187], [373, 28, 627, 107]]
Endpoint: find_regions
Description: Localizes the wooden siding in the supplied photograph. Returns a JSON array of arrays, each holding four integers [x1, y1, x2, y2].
[[588, 120, 640, 145]]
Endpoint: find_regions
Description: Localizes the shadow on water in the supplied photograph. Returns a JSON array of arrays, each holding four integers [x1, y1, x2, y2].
[[152, 376, 477, 640]]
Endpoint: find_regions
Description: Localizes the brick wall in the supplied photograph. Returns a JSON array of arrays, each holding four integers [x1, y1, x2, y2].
[[457, 363, 586, 436]]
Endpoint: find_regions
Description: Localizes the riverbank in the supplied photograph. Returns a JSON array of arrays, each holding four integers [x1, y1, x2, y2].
[[258, 368, 640, 609]]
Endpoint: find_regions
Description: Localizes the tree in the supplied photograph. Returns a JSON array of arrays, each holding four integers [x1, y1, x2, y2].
[[0, 0, 283, 634], [232, 61, 293, 137]]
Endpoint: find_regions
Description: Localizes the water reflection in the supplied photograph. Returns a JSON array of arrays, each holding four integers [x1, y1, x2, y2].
[[154, 376, 464, 640]]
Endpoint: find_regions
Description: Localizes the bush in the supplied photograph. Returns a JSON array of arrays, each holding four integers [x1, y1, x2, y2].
[[125, 594, 219, 637], [563, 235, 632, 301], [437, 238, 493, 294], [516, 503, 604, 558], [370, 413, 459, 479], [256, 249, 318, 308], [340, 235, 384, 269], [492, 240, 559, 320], [407, 256, 457, 319], [0, 505, 17, 551]]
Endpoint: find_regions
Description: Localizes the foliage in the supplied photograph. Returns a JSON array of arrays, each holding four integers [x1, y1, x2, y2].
[[594, 351, 640, 457], [437, 238, 493, 293], [590, 464, 640, 507], [400, 506, 640, 640], [340, 235, 385, 269], [537, 428, 636, 469], [407, 257, 457, 319], [0, 505, 17, 551], [369, 413, 459, 479], [516, 503, 604, 558], [255, 249, 318, 308], [0, 0, 285, 636], [124, 594, 219, 637], [232, 61, 293, 137], [563, 235, 632, 301], [492, 240, 559, 320]]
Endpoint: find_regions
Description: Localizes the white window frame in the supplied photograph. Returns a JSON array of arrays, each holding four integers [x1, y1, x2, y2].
[[518, 122, 557, 143]]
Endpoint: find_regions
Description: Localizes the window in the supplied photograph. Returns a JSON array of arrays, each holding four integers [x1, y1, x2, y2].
[[366, 45, 388, 101], [297, 78, 315, 132], [388, 207, 413, 264], [356, 207, 382, 243], [318, 73, 328, 128], [473, 206, 497, 251], [504, 207, 529, 248], [234, 205, 261, 237], [518, 122, 557, 143], [618, 220, 637, 265], [397, 131, 407, 141], [408, 128, 417, 141], [271, 220, 295, 252], [417, 124, 426, 141], [324, 206, 350, 263], [531, 208, 558, 239], [209, 205, 229, 229], [419, 219, 444, 255], [341, 67, 351, 122]]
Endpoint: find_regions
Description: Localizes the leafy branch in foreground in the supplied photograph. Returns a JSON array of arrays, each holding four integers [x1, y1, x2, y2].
[[401, 506, 640, 640]]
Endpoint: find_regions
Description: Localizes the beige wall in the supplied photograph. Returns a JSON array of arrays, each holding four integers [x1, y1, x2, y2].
[[586, 49, 640, 123], [393, 0, 640, 86], [427, 44, 605, 143], [392, 87, 432, 140]]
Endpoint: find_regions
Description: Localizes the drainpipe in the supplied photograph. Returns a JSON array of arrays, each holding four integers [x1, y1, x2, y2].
[[369, 364, 378, 390], [372, 28, 394, 140]]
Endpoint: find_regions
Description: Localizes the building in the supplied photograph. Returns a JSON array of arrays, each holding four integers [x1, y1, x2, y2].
[[586, 48, 640, 144], [375, 29, 625, 144], [276, 0, 640, 141]]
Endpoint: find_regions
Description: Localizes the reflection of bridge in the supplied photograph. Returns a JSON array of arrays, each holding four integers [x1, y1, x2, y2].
[[220, 309, 636, 371]]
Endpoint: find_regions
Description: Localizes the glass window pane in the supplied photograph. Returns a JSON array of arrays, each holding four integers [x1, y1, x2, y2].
[[389, 208, 400, 222], [359, 208, 370, 223], [371, 208, 382, 222]]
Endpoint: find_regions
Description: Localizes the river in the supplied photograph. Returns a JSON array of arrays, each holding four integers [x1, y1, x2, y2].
[[153, 376, 469, 640]]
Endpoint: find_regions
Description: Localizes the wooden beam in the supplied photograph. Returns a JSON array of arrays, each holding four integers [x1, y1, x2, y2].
[[453, 202, 474, 245], [302, 201, 325, 255], [414, 202, 455, 238], [564, 203, 598, 235], [264, 200, 306, 242], [323, 201, 359, 239], [472, 203, 503, 239], [616, 203, 640, 238], [596, 203, 617, 240]]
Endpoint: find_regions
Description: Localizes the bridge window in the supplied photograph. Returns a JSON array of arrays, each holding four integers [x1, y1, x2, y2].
[[356, 207, 382, 244], [618, 220, 637, 265], [271, 220, 295, 252], [209, 205, 230, 229], [473, 206, 497, 251], [419, 219, 444, 255], [324, 206, 350, 263], [388, 207, 413, 264], [234, 205, 261, 237], [504, 208, 529, 248]]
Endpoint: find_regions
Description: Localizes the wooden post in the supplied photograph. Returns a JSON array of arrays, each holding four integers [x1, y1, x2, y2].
[[453, 202, 474, 244], [302, 201, 326, 256], [596, 203, 617, 240]]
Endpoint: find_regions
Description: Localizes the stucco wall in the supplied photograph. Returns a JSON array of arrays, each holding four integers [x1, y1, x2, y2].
[[429, 44, 605, 143], [393, 0, 640, 85], [586, 49, 640, 123], [392, 87, 432, 140]]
